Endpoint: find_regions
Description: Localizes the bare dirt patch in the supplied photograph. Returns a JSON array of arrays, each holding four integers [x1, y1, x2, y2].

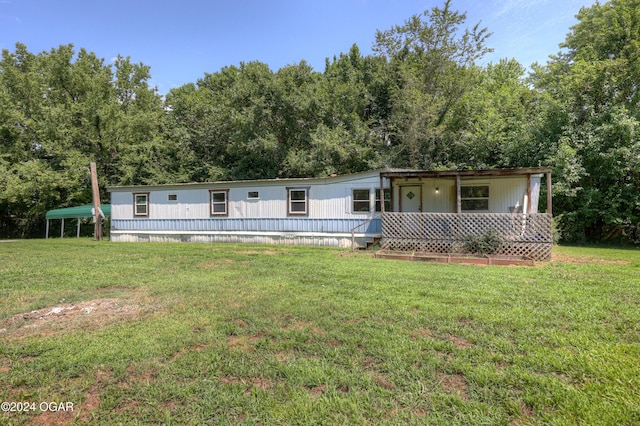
[[552, 252, 629, 265], [27, 406, 75, 426], [230, 318, 249, 328], [274, 350, 293, 364], [410, 327, 434, 339], [0, 296, 145, 339], [449, 335, 472, 349], [438, 372, 468, 400], [508, 401, 534, 425], [198, 259, 235, 269], [219, 376, 273, 396], [308, 384, 327, 399], [238, 250, 280, 255], [284, 320, 326, 335], [123, 363, 159, 385], [226, 333, 266, 351], [0, 356, 10, 373], [373, 374, 395, 390], [170, 343, 209, 361]]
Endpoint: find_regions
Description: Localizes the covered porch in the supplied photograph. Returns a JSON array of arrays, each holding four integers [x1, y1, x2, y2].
[[377, 168, 553, 261]]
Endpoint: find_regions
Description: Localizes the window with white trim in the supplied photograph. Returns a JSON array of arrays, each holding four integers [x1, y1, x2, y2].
[[133, 193, 149, 217], [288, 188, 308, 216], [461, 185, 489, 211], [352, 189, 371, 213], [210, 190, 229, 216]]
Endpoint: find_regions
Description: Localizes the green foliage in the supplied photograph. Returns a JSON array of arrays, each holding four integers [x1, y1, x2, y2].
[[462, 228, 505, 256], [373, 0, 493, 169], [531, 0, 640, 243], [0, 44, 176, 237]]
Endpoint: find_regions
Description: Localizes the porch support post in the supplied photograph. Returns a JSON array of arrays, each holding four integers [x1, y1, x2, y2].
[[456, 175, 461, 214], [77, 218, 81, 238], [61, 218, 64, 238], [379, 174, 385, 213], [527, 174, 532, 214], [546, 171, 553, 216], [45, 220, 49, 239]]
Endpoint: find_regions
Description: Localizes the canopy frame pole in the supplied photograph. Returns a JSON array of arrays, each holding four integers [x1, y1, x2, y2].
[[61, 218, 65, 238], [46, 220, 49, 239], [77, 218, 81, 238]]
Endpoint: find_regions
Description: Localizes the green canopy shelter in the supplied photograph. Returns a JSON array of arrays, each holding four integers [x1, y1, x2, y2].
[[45, 204, 111, 238]]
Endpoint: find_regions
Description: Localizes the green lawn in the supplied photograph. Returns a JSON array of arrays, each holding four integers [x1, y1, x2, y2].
[[1, 240, 639, 425]]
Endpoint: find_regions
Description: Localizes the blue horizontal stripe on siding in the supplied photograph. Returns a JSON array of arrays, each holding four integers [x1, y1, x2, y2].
[[112, 218, 381, 233]]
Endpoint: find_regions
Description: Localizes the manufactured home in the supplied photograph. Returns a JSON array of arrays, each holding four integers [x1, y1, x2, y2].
[[108, 167, 553, 260], [108, 170, 387, 248]]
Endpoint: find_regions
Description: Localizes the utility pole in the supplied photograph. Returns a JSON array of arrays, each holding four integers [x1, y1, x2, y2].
[[90, 162, 102, 241]]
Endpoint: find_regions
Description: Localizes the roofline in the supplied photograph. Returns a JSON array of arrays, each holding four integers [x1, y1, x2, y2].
[[380, 167, 552, 178], [107, 167, 552, 192], [107, 168, 392, 192]]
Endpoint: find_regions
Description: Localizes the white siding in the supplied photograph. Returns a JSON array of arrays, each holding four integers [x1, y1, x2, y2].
[[423, 178, 456, 213], [390, 176, 531, 213], [109, 171, 387, 220]]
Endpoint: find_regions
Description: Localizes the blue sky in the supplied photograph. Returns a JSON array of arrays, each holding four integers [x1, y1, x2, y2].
[[1, 0, 598, 94]]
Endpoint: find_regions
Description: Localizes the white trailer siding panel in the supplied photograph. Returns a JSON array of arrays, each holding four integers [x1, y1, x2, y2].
[[109, 171, 385, 221]]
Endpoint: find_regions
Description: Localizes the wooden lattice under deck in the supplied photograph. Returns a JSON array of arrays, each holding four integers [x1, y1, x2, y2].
[[380, 213, 553, 261]]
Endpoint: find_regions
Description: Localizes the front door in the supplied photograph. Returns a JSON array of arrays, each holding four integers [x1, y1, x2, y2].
[[400, 186, 422, 212]]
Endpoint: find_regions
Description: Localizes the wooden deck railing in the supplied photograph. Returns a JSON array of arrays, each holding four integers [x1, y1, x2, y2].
[[380, 213, 552, 261]]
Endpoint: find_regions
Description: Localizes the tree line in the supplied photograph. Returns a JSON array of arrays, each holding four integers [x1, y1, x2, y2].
[[1, 0, 638, 243]]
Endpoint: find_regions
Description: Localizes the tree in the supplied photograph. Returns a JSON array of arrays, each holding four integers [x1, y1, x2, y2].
[[531, 0, 640, 242], [282, 45, 387, 176], [373, 0, 492, 169], [0, 44, 168, 237], [446, 59, 552, 169]]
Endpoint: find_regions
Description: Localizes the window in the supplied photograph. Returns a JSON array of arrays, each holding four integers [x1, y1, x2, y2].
[[375, 188, 392, 212], [209, 190, 229, 216], [133, 193, 149, 217], [168, 194, 177, 201], [248, 191, 259, 199], [352, 189, 371, 213], [461, 185, 489, 211], [287, 188, 308, 216]]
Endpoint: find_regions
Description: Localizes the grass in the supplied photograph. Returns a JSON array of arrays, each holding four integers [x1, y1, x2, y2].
[[0, 239, 639, 425]]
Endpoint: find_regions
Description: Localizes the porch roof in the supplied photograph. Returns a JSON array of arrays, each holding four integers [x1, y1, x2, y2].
[[380, 167, 552, 179]]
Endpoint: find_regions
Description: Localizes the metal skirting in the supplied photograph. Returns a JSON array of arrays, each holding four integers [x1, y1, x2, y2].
[[110, 230, 380, 248]]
